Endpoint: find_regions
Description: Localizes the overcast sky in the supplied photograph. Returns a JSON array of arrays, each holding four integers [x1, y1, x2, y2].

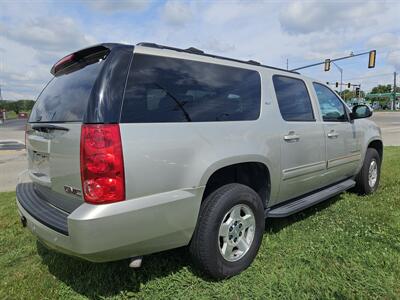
[[0, 0, 400, 100]]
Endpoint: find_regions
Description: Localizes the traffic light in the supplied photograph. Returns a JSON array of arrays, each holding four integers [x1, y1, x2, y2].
[[355, 87, 360, 97], [324, 59, 331, 71], [347, 83, 351, 88], [335, 82, 339, 88], [368, 50, 376, 68]]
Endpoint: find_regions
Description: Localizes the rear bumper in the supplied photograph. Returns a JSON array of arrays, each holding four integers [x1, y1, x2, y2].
[[16, 183, 203, 262], [17, 183, 69, 235]]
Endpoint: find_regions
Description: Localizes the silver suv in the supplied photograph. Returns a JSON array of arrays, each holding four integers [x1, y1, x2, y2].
[[17, 43, 382, 279]]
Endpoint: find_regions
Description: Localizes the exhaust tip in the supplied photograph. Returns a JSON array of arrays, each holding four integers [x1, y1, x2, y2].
[[129, 256, 143, 268]]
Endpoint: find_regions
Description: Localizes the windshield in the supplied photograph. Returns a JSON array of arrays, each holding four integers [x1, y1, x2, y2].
[[29, 60, 104, 123]]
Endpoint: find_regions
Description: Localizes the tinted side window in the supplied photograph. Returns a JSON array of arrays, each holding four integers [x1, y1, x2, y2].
[[273, 75, 315, 121], [121, 54, 261, 123], [313, 83, 347, 122]]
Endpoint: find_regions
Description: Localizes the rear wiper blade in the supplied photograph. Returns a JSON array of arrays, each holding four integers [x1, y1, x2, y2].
[[31, 124, 69, 133]]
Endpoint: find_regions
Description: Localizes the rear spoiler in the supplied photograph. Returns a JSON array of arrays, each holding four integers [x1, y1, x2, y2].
[[50, 45, 110, 76]]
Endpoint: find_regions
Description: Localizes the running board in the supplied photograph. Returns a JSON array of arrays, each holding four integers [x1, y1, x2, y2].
[[266, 179, 356, 218]]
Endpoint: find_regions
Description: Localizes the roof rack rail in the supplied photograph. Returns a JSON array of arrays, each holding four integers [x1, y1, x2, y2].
[[247, 60, 261, 66], [185, 47, 204, 54], [136, 42, 299, 74]]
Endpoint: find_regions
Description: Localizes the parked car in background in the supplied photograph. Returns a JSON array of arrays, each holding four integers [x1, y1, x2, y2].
[[16, 43, 383, 279], [372, 101, 381, 110]]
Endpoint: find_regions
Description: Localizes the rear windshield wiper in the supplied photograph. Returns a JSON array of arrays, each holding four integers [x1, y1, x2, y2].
[[31, 124, 69, 133]]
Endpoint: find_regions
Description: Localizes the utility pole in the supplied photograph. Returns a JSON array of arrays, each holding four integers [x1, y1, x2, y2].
[[286, 58, 289, 71], [393, 72, 397, 110]]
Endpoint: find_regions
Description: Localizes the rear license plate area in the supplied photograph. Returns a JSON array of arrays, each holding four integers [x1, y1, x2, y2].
[[31, 151, 50, 178]]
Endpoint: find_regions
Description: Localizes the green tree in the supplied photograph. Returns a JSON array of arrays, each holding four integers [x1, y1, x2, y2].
[[371, 84, 392, 94], [368, 84, 398, 106], [16, 100, 35, 112], [341, 89, 354, 100], [0, 99, 35, 114], [7, 101, 20, 114], [0, 100, 9, 110], [340, 89, 365, 102]]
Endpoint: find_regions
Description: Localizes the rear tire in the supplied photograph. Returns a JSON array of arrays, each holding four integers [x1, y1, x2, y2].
[[189, 183, 265, 280], [355, 148, 381, 195]]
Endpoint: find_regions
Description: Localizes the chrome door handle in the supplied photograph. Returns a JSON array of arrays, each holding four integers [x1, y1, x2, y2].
[[284, 131, 300, 142], [327, 130, 339, 138]]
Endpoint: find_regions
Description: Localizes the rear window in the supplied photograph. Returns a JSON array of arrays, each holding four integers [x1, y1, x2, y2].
[[29, 61, 104, 123], [121, 54, 261, 122]]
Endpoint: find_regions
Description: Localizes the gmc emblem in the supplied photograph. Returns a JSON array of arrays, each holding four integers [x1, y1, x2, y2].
[[64, 185, 82, 197]]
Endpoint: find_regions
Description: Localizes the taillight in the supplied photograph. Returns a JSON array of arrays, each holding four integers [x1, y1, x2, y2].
[[51, 54, 75, 75], [80, 124, 125, 204]]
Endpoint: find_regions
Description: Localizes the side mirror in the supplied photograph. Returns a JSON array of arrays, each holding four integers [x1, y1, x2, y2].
[[351, 104, 373, 120]]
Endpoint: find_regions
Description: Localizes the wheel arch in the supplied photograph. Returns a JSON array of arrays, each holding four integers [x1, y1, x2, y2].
[[367, 139, 383, 161], [357, 137, 383, 175], [199, 155, 273, 208]]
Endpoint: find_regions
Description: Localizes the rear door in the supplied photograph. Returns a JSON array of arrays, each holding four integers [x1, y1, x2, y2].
[[273, 75, 326, 202], [27, 53, 107, 212], [312, 83, 362, 184]]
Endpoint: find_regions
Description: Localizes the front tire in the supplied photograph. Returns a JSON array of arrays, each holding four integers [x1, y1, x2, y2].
[[355, 148, 381, 194], [189, 183, 265, 279]]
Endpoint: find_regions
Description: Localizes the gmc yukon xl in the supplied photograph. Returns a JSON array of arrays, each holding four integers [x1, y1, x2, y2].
[[16, 43, 382, 279]]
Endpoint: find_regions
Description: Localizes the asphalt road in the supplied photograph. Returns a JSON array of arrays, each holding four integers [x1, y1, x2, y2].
[[0, 113, 399, 192], [0, 118, 27, 130], [371, 112, 400, 146], [0, 118, 27, 192]]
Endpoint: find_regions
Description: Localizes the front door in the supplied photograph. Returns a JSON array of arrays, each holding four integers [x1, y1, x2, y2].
[[272, 75, 326, 203], [312, 83, 361, 184]]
